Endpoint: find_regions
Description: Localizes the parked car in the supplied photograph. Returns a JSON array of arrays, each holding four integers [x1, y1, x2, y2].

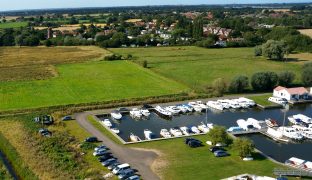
[[93, 150, 109, 156], [108, 162, 121, 170], [118, 107, 129, 112], [85, 136, 98, 142], [102, 158, 117, 167], [38, 128, 51, 137], [118, 169, 135, 179], [94, 145, 109, 151], [98, 154, 113, 162], [214, 150, 229, 157], [62, 115, 72, 121], [243, 156, 254, 161], [126, 175, 140, 180], [184, 138, 202, 145], [113, 163, 130, 175], [188, 140, 202, 148], [209, 146, 225, 152]]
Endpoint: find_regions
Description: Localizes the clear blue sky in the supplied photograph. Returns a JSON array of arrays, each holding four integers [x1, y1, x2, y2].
[[0, 0, 311, 11]]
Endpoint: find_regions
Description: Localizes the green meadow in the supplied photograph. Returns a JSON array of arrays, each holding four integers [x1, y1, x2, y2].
[[112, 46, 304, 89], [0, 61, 187, 111], [0, 22, 28, 29]]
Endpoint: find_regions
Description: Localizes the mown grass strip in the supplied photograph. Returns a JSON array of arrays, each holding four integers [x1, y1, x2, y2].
[[87, 116, 123, 145]]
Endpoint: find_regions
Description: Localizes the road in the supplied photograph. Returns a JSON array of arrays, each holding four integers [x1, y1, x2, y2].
[[75, 112, 160, 180]]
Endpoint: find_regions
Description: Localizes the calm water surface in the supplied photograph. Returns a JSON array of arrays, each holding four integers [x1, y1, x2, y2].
[[97, 104, 312, 162]]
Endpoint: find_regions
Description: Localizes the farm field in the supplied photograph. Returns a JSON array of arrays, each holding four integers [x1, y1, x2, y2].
[[298, 29, 312, 38], [130, 135, 284, 179], [0, 46, 109, 81], [0, 22, 28, 29], [0, 60, 187, 111], [111, 47, 305, 89]]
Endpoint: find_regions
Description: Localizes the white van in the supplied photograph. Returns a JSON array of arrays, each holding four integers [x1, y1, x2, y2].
[[112, 163, 130, 174]]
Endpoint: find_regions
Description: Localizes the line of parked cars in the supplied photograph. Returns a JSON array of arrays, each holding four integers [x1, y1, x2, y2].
[[86, 137, 140, 180]]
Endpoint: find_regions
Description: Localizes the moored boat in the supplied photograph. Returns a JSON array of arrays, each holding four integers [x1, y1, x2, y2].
[[144, 129, 154, 140], [160, 129, 172, 138], [130, 133, 141, 142], [111, 110, 122, 120], [180, 126, 190, 135], [265, 118, 279, 128], [169, 127, 183, 137]]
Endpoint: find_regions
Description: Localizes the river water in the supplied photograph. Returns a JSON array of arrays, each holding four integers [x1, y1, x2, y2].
[[97, 103, 312, 163]]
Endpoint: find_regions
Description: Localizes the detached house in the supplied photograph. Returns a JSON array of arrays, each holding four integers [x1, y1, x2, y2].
[[273, 86, 310, 101]]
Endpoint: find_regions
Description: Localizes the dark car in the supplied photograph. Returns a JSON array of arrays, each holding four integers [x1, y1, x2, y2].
[[142, 104, 154, 109], [84, 136, 98, 142], [126, 175, 140, 180], [62, 116, 72, 121], [188, 140, 202, 148], [185, 138, 202, 145], [209, 146, 225, 152], [38, 128, 51, 137], [214, 150, 229, 157], [101, 158, 117, 167], [118, 169, 135, 179], [117, 107, 129, 112], [98, 154, 113, 162]]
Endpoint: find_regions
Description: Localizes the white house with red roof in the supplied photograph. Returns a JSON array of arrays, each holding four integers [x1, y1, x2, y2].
[[273, 86, 310, 101]]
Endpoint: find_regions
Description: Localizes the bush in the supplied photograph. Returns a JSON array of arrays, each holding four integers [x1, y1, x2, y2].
[[142, 60, 148, 68], [251, 71, 278, 91], [104, 54, 123, 61], [212, 78, 227, 96], [207, 126, 231, 145], [254, 45, 262, 56], [302, 64, 312, 86], [232, 138, 254, 158], [278, 71, 295, 86], [229, 75, 249, 93]]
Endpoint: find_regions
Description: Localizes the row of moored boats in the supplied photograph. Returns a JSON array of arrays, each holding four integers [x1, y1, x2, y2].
[[285, 157, 312, 172], [227, 114, 312, 141], [129, 122, 214, 142]]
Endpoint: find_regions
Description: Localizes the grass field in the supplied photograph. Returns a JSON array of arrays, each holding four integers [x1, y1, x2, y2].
[[0, 60, 187, 111], [130, 135, 284, 179], [111, 47, 306, 89], [0, 22, 28, 29], [249, 93, 277, 107]]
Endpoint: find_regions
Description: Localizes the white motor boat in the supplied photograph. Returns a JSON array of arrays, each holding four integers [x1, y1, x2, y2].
[[169, 128, 183, 137], [188, 102, 202, 112], [268, 97, 287, 105], [198, 122, 210, 133], [237, 97, 256, 107], [111, 110, 122, 120], [246, 118, 267, 130], [196, 101, 208, 109], [190, 126, 200, 134], [265, 118, 279, 128], [206, 101, 224, 111], [176, 105, 188, 113], [278, 127, 304, 141], [228, 100, 241, 109], [217, 100, 231, 109], [206, 123, 214, 129], [102, 119, 112, 127], [155, 106, 172, 117], [111, 128, 120, 134], [237, 119, 254, 131], [130, 133, 141, 142], [182, 104, 194, 112], [140, 109, 150, 117], [144, 129, 153, 140], [165, 106, 181, 115], [160, 129, 172, 138], [289, 114, 312, 124], [301, 131, 312, 139], [130, 108, 143, 118], [180, 126, 190, 135]]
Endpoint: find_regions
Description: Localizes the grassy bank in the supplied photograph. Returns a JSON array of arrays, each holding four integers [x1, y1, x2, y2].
[[112, 46, 305, 89], [130, 135, 284, 179], [0, 161, 12, 180], [0, 132, 36, 179], [249, 93, 278, 107]]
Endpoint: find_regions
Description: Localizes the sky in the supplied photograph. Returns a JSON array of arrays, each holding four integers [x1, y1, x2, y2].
[[0, 0, 311, 11]]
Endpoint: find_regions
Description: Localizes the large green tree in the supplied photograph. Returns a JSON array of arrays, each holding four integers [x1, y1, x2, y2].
[[251, 71, 278, 91], [229, 75, 249, 93], [232, 138, 254, 158], [262, 40, 287, 60], [207, 126, 230, 145]]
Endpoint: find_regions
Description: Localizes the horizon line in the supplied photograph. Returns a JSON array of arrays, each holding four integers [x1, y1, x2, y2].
[[1, 2, 312, 13]]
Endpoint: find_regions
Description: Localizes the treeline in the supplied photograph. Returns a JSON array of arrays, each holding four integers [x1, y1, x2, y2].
[[211, 63, 312, 95]]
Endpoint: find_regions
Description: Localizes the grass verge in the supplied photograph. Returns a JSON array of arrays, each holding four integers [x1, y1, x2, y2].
[[248, 93, 279, 107]]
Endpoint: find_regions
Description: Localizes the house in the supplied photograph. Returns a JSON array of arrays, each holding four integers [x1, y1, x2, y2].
[[273, 86, 310, 101]]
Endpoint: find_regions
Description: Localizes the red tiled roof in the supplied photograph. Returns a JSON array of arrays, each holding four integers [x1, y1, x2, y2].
[[274, 86, 285, 91], [275, 86, 308, 95], [286, 87, 308, 95]]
